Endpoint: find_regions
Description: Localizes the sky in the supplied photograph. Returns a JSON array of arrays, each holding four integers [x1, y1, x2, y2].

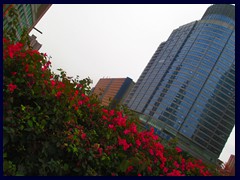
[[30, 4, 235, 163]]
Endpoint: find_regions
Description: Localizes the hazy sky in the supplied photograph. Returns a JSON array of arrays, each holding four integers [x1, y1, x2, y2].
[[30, 4, 235, 163]]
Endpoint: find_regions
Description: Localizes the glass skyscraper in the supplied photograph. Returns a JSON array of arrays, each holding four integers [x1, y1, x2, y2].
[[125, 4, 235, 163]]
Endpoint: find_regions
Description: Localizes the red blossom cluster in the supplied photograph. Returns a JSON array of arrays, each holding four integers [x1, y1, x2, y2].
[[8, 83, 17, 93]]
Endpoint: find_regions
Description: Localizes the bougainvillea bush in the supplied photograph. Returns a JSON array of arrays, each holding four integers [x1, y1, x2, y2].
[[3, 37, 221, 176]]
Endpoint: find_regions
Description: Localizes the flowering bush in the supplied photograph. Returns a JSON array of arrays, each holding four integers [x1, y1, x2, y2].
[[3, 37, 222, 176]]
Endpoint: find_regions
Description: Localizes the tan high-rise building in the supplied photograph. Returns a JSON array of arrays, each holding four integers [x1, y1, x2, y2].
[[93, 77, 134, 107]]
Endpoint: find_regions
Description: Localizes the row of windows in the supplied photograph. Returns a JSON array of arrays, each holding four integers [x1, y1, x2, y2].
[[147, 101, 233, 147], [199, 107, 234, 131], [148, 77, 233, 113], [201, 23, 233, 35], [199, 28, 231, 41], [207, 145, 221, 155], [192, 126, 225, 155], [204, 14, 235, 26], [156, 93, 232, 130]]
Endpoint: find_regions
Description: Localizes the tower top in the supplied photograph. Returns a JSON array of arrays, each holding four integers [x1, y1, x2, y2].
[[201, 4, 235, 20]]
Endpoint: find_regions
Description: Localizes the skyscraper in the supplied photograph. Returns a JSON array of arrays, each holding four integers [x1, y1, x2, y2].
[[93, 77, 134, 107], [125, 4, 235, 164]]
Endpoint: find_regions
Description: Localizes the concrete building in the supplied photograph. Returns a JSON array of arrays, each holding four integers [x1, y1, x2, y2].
[[225, 154, 235, 176], [125, 4, 235, 164], [29, 34, 42, 50], [93, 77, 134, 107]]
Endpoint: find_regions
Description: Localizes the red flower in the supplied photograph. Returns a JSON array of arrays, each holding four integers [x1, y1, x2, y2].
[[3, 38, 8, 43], [163, 167, 168, 173], [8, 83, 17, 93], [74, 90, 79, 96], [126, 166, 133, 174], [109, 110, 115, 116], [76, 84, 82, 88], [78, 100, 83, 106], [41, 66, 47, 71], [8, 42, 23, 58], [25, 64, 29, 72], [173, 161, 180, 168], [118, 137, 132, 151], [98, 148, 103, 155], [102, 109, 108, 114], [149, 149, 154, 156], [55, 91, 62, 98], [147, 166, 152, 173], [135, 139, 141, 147], [74, 105, 78, 111], [129, 123, 137, 133], [102, 115, 108, 120], [27, 73, 34, 77], [108, 124, 114, 129], [44, 80, 49, 85], [176, 147, 182, 153], [11, 72, 17, 76], [123, 129, 130, 135], [167, 169, 184, 176], [51, 80, 56, 86], [81, 133, 86, 140]]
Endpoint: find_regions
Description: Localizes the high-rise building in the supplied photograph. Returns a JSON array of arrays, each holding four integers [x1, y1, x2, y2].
[[93, 77, 134, 107], [125, 4, 235, 164], [3, 4, 52, 40], [225, 154, 235, 176]]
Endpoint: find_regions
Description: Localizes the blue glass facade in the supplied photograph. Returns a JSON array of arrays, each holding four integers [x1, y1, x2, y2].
[[125, 4, 235, 163]]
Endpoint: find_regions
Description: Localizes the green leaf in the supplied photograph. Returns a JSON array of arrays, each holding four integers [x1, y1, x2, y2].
[[20, 125, 24, 130], [73, 147, 78, 153], [129, 157, 140, 165], [101, 156, 106, 161], [63, 163, 69, 171], [32, 117, 36, 121], [21, 105, 26, 111], [27, 120, 33, 127], [52, 89, 56, 95], [106, 132, 110, 140], [118, 159, 129, 172]]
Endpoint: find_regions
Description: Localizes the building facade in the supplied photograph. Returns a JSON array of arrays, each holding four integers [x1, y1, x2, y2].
[[125, 4, 235, 164], [3, 4, 51, 40], [225, 154, 235, 176], [93, 77, 134, 107], [29, 34, 42, 50]]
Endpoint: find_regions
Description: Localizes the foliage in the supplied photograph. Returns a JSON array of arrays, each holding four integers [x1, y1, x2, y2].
[[3, 5, 222, 176]]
